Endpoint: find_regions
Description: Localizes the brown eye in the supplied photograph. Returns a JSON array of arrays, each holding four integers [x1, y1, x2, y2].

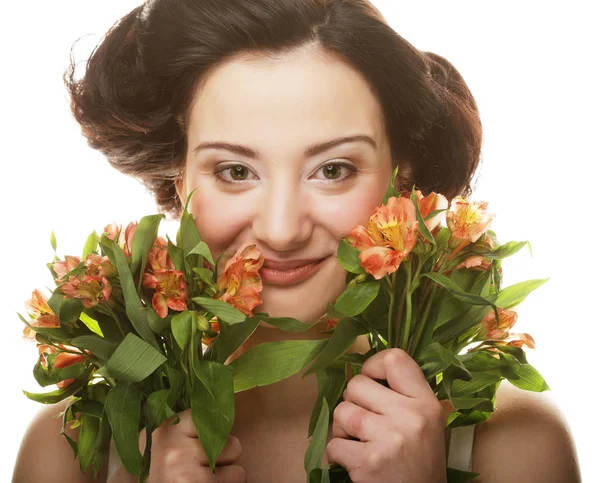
[[229, 165, 249, 180], [322, 164, 342, 180]]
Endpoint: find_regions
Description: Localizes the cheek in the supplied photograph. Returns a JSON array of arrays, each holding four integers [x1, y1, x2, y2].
[[188, 191, 254, 257], [315, 185, 383, 237]]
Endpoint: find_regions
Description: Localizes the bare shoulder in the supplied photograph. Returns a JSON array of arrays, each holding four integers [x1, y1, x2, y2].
[[12, 398, 108, 483], [471, 379, 581, 483]]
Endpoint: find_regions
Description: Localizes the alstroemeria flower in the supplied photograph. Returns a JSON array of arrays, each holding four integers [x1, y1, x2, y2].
[[326, 317, 340, 331], [61, 275, 112, 308], [143, 269, 188, 318], [217, 244, 264, 316], [85, 253, 117, 278], [201, 318, 221, 346], [147, 236, 175, 272], [23, 289, 60, 339], [410, 190, 449, 233], [346, 196, 418, 280], [52, 255, 82, 283], [478, 308, 518, 340], [447, 197, 494, 243], [103, 221, 137, 257], [54, 351, 87, 389]]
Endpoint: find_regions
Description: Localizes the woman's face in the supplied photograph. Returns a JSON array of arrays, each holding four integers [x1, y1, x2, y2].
[[177, 44, 393, 323]]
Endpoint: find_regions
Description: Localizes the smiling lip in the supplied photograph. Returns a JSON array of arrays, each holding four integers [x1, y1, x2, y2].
[[260, 257, 328, 286]]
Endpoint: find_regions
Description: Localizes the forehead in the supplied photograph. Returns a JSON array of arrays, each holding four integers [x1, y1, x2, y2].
[[186, 45, 387, 155]]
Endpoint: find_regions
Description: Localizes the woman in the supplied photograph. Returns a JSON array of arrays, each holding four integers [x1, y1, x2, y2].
[[13, 0, 580, 482]]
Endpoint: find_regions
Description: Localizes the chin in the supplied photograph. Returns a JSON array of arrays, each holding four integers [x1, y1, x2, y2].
[[253, 257, 347, 323]]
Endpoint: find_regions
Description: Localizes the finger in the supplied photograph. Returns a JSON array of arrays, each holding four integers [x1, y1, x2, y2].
[[215, 436, 243, 466], [169, 408, 200, 438], [343, 374, 399, 416], [332, 400, 385, 442], [177, 464, 246, 482], [361, 348, 432, 399], [326, 436, 364, 471]]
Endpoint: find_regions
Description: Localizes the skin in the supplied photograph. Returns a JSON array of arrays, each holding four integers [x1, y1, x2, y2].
[[12, 43, 581, 483]]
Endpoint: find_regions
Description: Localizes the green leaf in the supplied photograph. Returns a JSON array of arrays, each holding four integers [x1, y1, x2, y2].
[[304, 318, 369, 377], [252, 313, 321, 333], [77, 414, 100, 473], [50, 230, 58, 252], [416, 342, 472, 382], [424, 273, 496, 308], [305, 398, 330, 476], [69, 335, 118, 363], [495, 279, 548, 309], [447, 467, 481, 483], [507, 364, 550, 392], [79, 312, 104, 337], [206, 317, 260, 364], [112, 240, 160, 349], [177, 206, 202, 258], [188, 240, 215, 266], [23, 374, 88, 404], [82, 231, 99, 259], [193, 267, 216, 286], [336, 239, 365, 275], [105, 382, 143, 476], [231, 339, 328, 392], [309, 363, 345, 437], [191, 361, 235, 471], [334, 282, 380, 316], [192, 297, 246, 324], [91, 412, 112, 479], [96, 332, 166, 382], [381, 166, 400, 205], [410, 188, 435, 244], [171, 311, 194, 351], [130, 214, 164, 280], [167, 237, 185, 273], [145, 389, 171, 431], [450, 372, 502, 397], [485, 241, 531, 260]]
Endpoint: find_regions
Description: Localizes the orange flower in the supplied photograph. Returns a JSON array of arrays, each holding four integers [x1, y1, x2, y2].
[[478, 308, 518, 340], [326, 317, 340, 331], [52, 255, 82, 283], [23, 290, 60, 339], [346, 196, 418, 280], [446, 197, 494, 243], [143, 270, 188, 318], [54, 352, 87, 389], [412, 190, 449, 233], [505, 332, 536, 349], [456, 255, 491, 271], [147, 236, 175, 272], [201, 317, 221, 346], [217, 244, 264, 316], [85, 253, 117, 278], [103, 221, 137, 257], [61, 275, 112, 308]]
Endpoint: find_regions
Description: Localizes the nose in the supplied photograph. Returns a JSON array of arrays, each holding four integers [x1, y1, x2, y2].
[[252, 179, 313, 253]]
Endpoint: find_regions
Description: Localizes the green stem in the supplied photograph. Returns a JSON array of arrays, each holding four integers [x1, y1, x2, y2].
[[408, 284, 437, 357], [387, 272, 397, 349], [399, 259, 413, 351]]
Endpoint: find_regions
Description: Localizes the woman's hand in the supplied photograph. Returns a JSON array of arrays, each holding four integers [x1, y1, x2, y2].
[[326, 348, 448, 483], [107, 409, 246, 482]]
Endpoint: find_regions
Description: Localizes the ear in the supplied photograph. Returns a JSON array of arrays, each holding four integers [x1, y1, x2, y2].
[[175, 172, 186, 206]]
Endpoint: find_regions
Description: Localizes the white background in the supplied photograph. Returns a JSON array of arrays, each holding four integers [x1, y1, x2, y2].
[[2, 1, 598, 481]]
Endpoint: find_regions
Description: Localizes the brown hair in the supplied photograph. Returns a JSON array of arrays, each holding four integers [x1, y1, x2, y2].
[[65, 0, 482, 218]]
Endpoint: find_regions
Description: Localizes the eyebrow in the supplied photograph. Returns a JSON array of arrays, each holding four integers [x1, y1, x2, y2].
[[191, 134, 377, 159]]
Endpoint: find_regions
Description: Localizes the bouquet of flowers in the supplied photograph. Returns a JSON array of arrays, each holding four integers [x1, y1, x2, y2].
[[296, 167, 549, 482], [19, 192, 274, 481], [20, 169, 548, 483]]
